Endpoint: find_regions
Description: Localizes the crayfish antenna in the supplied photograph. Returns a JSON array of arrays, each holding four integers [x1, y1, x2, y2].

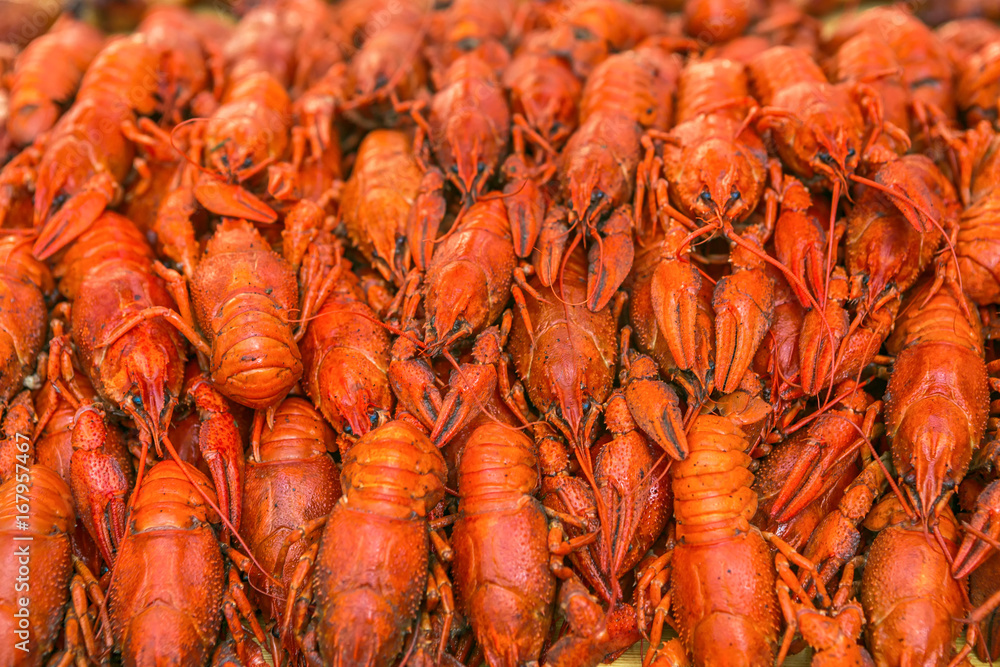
[[823, 177, 842, 305]]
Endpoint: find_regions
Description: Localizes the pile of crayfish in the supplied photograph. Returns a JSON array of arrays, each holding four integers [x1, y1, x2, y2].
[[8, 0, 1000, 665]]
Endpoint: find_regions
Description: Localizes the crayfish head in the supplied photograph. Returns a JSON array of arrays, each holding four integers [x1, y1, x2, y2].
[[124, 606, 216, 666], [517, 83, 578, 148], [8, 100, 60, 147], [317, 353, 393, 439], [548, 381, 603, 451], [895, 397, 974, 519], [350, 51, 394, 102], [205, 106, 285, 186], [679, 138, 764, 225], [568, 180, 614, 233], [445, 124, 495, 205], [114, 342, 180, 452], [423, 262, 486, 354], [810, 126, 856, 194], [548, 20, 610, 79], [206, 136, 264, 184], [337, 396, 385, 440]]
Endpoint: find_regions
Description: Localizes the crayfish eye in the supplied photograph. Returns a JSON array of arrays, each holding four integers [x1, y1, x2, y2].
[[450, 164, 459, 174], [590, 190, 604, 204], [729, 190, 741, 203], [817, 151, 833, 164], [700, 190, 713, 203], [241, 156, 253, 170], [132, 395, 143, 408], [476, 162, 486, 175], [369, 412, 378, 427], [573, 26, 595, 41], [219, 154, 229, 168], [457, 36, 480, 52], [582, 399, 591, 412], [847, 147, 856, 159], [343, 423, 353, 435]]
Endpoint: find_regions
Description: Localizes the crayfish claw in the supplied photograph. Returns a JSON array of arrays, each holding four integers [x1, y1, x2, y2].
[[503, 156, 546, 259], [153, 187, 200, 279], [954, 480, 1000, 578], [712, 268, 774, 395], [193, 177, 277, 224], [650, 259, 703, 371], [542, 576, 610, 667], [622, 356, 688, 461], [33, 185, 114, 260], [389, 335, 443, 433], [798, 296, 850, 396], [801, 455, 887, 593], [769, 448, 823, 523], [282, 199, 325, 272], [69, 405, 132, 567], [266, 161, 300, 202], [188, 377, 245, 533], [533, 206, 570, 288], [431, 366, 497, 447], [407, 167, 446, 272], [0, 391, 35, 484], [586, 205, 634, 312]]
